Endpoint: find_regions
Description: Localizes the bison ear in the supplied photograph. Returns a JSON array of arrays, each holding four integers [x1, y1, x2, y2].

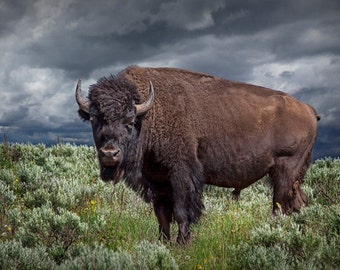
[[78, 109, 90, 121]]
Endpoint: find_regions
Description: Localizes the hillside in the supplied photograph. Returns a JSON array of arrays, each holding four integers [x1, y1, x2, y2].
[[0, 143, 339, 269]]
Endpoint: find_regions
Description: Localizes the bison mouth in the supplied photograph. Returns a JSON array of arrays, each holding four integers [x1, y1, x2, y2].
[[100, 165, 124, 183], [100, 157, 120, 167]]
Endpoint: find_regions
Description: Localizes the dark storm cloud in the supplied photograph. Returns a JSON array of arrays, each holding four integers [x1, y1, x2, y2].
[[315, 125, 340, 159], [0, 0, 31, 36], [5, 0, 225, 76], [0, 0, 339, 158], [293, 86, 340, 159]]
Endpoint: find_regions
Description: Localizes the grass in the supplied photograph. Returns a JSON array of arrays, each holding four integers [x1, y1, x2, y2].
[[0, 142, 339, 269]]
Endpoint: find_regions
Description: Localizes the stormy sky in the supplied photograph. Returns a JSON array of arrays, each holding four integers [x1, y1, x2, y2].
[[0, 0, 339, 159]]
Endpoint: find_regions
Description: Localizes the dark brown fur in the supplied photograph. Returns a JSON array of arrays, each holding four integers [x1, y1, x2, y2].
[[77, 66, 320, 243]]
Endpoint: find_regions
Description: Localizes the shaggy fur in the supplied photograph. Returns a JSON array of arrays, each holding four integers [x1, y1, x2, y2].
[[77, 66, 320, 243]]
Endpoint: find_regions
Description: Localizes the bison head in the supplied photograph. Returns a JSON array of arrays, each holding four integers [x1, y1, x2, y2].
[[76, 76, 154, 182]]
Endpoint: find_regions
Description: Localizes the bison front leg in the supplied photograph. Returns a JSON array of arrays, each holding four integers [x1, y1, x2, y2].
[[153, 196, 173, 241], [171, 199, 191, 244], [176, 217, 191, 244]]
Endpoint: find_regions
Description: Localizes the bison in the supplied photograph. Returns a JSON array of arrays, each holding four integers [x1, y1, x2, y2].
[[76, 66, 320, 243]]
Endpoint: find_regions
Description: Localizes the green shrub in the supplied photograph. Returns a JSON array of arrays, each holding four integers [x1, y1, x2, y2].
[[0, 182, 16, 231], [0, 182, 16, 210], [0, 168, 16, 186], [0, 240, 56, 270], [16, 203, 87, 264], [239, 214, 337, 269], [0, 144, 339, 269], [59, 241, 177, 270], [236, 244, 290, 270], [59, 244, 134, 270], [134, 240, 178, 270], [16, 163, 45, 193], [306, 158, 340, 205]]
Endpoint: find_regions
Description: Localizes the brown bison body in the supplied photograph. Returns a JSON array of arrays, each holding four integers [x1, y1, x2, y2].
[[76, 66, 319, 243]]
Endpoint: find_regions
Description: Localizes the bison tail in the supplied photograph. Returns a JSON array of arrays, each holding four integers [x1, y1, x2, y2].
[[307, 104, 321, 121]]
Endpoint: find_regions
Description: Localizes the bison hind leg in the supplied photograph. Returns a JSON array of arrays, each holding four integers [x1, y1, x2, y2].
[[269, 152, 311, 215], [232, 188, 241, 200]]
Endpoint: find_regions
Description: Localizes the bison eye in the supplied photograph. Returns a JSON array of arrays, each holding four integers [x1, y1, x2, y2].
[[124, 116, 135, 131], [90, 115, 98, 125]]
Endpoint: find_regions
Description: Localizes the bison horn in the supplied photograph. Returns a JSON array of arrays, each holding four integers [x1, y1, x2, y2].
[[75, 78, 90, 113], [135, 81, 154, 116]]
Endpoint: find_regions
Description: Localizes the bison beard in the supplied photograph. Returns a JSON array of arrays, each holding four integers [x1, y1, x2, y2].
[[76, 66, 320, 244], [100, 165, 124, 183]]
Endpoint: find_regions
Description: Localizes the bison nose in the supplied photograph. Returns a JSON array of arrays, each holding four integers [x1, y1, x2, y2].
[[99, 147, 121, 166], [100, 148, 121, 158]]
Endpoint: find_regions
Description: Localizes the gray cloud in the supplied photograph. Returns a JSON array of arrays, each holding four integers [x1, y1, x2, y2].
[[0, 0, 339, 158]]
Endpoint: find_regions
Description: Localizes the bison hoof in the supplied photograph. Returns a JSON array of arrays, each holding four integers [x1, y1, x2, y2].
[[232, 189, 241, 200], [176, 231, 191, 245]]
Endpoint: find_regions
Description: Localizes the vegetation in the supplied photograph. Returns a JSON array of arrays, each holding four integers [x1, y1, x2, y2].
[[0, 142, 339, 269]]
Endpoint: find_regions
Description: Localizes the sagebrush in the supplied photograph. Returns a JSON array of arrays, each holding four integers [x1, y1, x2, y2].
[[0, 143, 339, 269]]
